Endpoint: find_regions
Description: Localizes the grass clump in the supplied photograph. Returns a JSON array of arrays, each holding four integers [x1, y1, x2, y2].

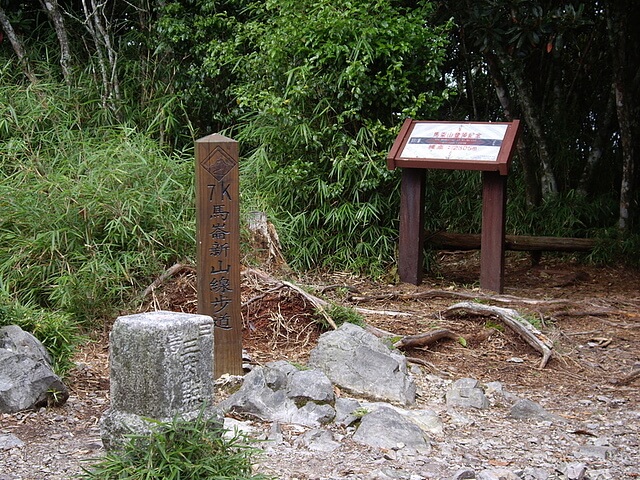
[[82, 414, 272, 480], [325, 303, 365, 328], [0, 82, 196, 326]]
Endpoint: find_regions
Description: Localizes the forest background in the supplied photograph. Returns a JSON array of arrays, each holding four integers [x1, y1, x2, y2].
[[0, 0, 638, 372]]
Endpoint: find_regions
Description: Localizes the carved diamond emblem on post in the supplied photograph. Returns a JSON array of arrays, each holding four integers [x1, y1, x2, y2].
[[200, 146, 237, 181]]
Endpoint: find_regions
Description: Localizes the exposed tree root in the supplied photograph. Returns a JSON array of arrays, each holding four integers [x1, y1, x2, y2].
[[443, 301, 554, 368]]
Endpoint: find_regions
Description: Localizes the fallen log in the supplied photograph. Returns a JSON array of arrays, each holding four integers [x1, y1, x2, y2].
[[426, 231, 597, 252], [444, 301, 554, 368]]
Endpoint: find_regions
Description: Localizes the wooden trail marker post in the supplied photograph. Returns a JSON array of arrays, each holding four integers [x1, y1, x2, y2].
[[388, 119, 521, 293], [195, 133, 243, 377]]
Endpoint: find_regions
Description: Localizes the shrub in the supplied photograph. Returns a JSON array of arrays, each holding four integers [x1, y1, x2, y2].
[[81, 413, 272, 480]]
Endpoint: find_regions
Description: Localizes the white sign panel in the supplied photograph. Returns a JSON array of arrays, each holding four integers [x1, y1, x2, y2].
[[400, 123, 509, 161]]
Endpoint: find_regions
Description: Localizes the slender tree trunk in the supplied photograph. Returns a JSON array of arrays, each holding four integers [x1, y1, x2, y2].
[[578, 93, 615, 195], [485, 53, 541, 206], [81, 0, 121, 116], [0, 6, 37, 83], [606, 2, 635, 231], [39, 0, 72, 84], [495, 52, 558, 198]]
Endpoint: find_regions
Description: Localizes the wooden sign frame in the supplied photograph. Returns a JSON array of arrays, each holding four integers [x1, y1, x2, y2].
[[387, 119, 521, 293], [388, 119, 520, 175]]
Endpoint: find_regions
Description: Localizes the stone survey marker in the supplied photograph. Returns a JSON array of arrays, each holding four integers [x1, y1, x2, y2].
[[100, 311, 221, 450]]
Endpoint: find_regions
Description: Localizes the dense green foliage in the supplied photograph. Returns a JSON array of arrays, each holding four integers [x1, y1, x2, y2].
[[235, 0, 451, 273], [1, 0, 639, 371], [82, 413, 271, 479], [0, 290, 80, 375], [0, 82, 195, 323]]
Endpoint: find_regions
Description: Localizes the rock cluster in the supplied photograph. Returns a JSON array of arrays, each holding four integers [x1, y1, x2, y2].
[[218, 323, 639, 480]]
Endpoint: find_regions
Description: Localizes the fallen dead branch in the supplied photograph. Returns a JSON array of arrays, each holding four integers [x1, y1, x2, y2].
[[243, 268, 410, 326], [141, 263, 195, 299], [348, 289, 573, 306], [443, 301, 554, 369], [243, 268, 338, 329], [405, 356, 453, 377], [393, 328, 462, 350], [612, 366, 640, 386]]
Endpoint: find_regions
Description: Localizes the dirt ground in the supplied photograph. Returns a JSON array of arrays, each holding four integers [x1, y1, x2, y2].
[[146, 250, 640, 405], [2, 250, 638, 479]]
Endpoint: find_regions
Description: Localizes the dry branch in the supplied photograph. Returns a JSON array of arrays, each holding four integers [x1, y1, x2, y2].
[[393, 328, 462, 350], [142, 263, 195, 298], [244, 268, 338, 329], [243, 268, 410, 325], [444, 301, 554, 368], [349, 289, 573, 307], [612, 367, 640, 386]]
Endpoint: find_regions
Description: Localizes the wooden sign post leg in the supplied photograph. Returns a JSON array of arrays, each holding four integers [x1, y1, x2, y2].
[[398, 168, 426, 285], [480, 171, 507, 293], [195, 134, 243, 378]]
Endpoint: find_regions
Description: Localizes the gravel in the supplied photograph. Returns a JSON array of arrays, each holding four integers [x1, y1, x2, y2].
[[1, 367, 638, 480]]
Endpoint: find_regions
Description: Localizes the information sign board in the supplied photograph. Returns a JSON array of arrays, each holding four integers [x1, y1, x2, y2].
[[388, 119, 520, 175], [387, 118, 521, 293]]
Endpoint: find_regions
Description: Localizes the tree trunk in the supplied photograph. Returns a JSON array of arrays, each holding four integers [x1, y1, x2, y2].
[[81, 0, 121, 115], [606, 2, 635, 231], [496, 52, 558, 198], [40, 0, 72, 84], [0, 6, 37, 83], [485, 53, 541, 207], [578, 93, 615, 195]]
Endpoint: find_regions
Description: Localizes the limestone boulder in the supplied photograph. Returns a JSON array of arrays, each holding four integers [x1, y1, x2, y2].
[[0, 325, 68, 413], [352, 406, 431, 453], [308, 323, 416, 405], [219, 361, 336, 426]]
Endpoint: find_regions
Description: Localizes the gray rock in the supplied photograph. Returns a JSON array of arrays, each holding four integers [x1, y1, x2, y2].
[[509, 399, 561, 422], [403, 408, 443, 435], [294, 428, 341, 452], [308, 323, 416, 405], [286, 368, 335, 404], [484, 381, 520, 404], [353, 406, 430, 453], [557, 462, 587, 480], [0, 434, 24, 451], [222, 417, 260, 439], [220, 361, 336, 426], [520, 467, 551, 480], [334, 397, 362, 426], [0, 325, 68, 413], [292, 401, 336, 425], [575, 445, 616, 459], [446, 378, 489, 409], [451, 468, 476, 479], [0, 325, 51, 363], [476, 469, 520, 480], [219, 364, 300, 422]]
